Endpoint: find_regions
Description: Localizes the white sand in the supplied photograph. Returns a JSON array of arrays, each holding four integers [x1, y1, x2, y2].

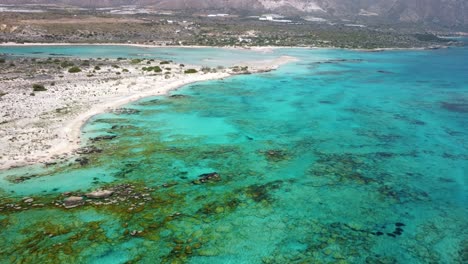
[[0, 55, 297, 170]]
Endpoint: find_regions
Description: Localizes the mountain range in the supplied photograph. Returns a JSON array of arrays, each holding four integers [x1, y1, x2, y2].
[[1, 0, 467, 29]]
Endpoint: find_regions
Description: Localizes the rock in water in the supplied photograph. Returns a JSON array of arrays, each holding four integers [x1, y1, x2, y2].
[[90, 135, 117, 142], [22, 197, 34, 203], [86, 190, 114, 199], [63, 196, 84, 209], [192, 172, 221, 184]]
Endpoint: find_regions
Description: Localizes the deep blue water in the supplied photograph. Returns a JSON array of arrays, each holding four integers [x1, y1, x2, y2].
[[0, 45, 467, 263]]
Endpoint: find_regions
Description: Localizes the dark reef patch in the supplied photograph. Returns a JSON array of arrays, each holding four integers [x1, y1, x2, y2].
[[245, 180, 283, 203], [441, 101, 468, 113]]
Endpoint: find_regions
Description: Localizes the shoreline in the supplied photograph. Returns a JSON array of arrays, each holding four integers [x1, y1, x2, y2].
[[0, 42, 456, 52], [21, 72, 230, 171], [0, 55, 297, 171]]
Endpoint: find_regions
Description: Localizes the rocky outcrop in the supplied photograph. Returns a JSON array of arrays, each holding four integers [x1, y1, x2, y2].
[[85, 190, 114, 199], [192, 172, 221, 185], [63, 196, 84, 209]]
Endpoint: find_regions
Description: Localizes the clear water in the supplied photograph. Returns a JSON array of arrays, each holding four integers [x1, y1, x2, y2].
[[0, 45, 467, 263], [1, 45, 288, 67]]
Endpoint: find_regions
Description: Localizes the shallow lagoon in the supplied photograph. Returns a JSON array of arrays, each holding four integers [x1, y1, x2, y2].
[[0, 45, 467, 263]]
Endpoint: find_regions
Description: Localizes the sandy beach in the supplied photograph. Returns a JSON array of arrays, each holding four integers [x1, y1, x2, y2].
[[0, 42, 453, 51], [0, 42, 278, 50], [0, 54, 296, 170]]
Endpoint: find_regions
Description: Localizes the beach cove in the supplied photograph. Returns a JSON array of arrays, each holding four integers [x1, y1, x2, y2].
[[0, 45, 467, 263]]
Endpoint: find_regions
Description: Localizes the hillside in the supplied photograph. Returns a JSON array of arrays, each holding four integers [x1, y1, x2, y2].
[[0, 0, 466, 29]]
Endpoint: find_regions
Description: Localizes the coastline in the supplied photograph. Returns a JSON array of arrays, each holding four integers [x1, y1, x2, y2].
[[8, 72, 230, 171], [0, 55, 297, 171], [0, 41, 455, 52]]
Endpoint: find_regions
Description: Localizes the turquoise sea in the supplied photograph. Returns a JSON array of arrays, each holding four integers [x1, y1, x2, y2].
[[0, 44, 467, 263]]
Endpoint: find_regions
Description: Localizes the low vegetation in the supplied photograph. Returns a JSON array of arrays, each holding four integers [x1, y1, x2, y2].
[[184, 69, 198, 74], [131, 59, 143, 64], [68, 66, 82, 73], [81, 60, 90, 66], [32, 84, 47, 92], [231, 66, 249, 73], [142, 66, 162, 73], [60, 61, 75, 68]]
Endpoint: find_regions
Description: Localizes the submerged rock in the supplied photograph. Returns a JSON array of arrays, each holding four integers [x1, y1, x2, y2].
[[138, 99, 160, 106], [63, 196, 84, 209], [169, 94, 188, 99], [377, 70, 394, 74], [130, 230, 142, 236], [22, 197, 34, 203], [441, 102, 468, 113], [75, 146, 102, 154], [111, 108, 141, 115], [192, 172, 221, 184], [86, 190, 114, 199], [263, 150, 288, 162], [90, 135, 117, 142], [76, 157, 89, 166]]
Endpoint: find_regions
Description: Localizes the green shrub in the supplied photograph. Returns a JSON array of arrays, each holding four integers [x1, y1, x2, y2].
[[122, 69, 129, 72], [112, 65, 120, 68], [61, 61, 74, 68], [184, 69, 198, 74], [0, 58, 5, 63], [68, 66, 82, 73], [94, 66, 101, 71], [160, 61, 171, 65], [131, 59, 143, 64], [142, 66, 162, 73], [32, 84, 46, 92]]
